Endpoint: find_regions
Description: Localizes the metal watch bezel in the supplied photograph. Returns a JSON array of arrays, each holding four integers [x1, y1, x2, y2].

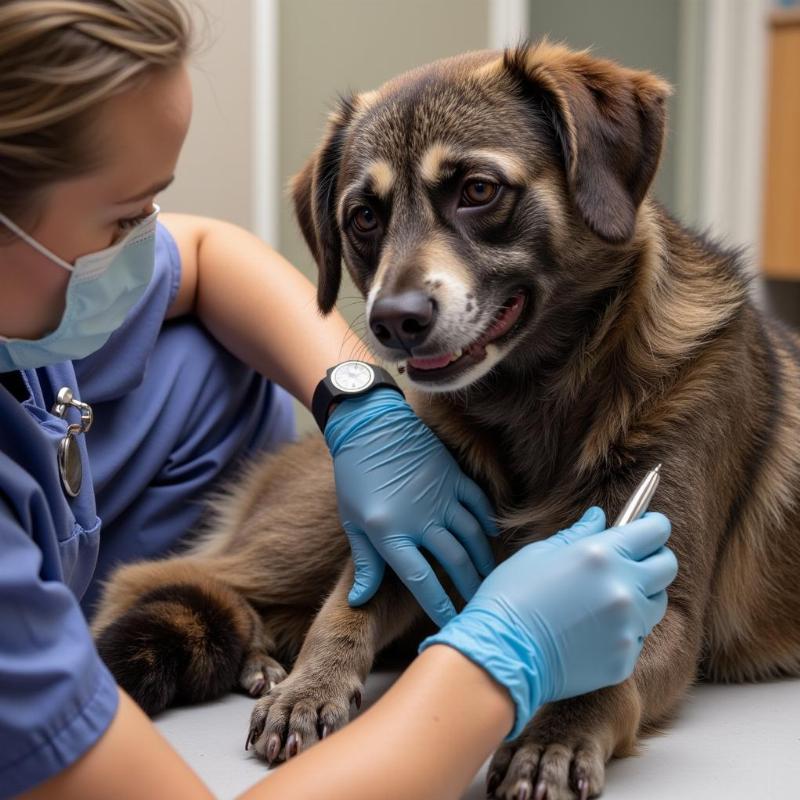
[[329, 360, 376, 393]]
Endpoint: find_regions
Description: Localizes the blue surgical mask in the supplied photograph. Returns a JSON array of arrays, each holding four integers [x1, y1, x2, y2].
[[0, 205, 159, 372]]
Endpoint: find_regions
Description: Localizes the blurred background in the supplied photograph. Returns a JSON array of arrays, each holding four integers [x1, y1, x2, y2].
[[160, 0, 800, 429]]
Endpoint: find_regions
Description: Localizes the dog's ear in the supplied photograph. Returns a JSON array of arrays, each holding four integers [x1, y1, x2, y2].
[[291, 96, 356, 314], [504, 42, 671, 244]]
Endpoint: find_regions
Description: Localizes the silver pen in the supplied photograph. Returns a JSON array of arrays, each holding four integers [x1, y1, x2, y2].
[[613, 464, 662, 526]]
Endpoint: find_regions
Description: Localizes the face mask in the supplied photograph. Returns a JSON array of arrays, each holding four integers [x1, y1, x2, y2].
[[0, 205, 159, 372]]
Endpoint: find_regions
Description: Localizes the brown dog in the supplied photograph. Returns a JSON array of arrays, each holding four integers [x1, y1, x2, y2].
[[93, 42, 800, 799]]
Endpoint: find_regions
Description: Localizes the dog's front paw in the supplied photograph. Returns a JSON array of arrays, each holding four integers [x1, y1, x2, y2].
[[486, 724, 606, 800], [245, 667, 363, 763]]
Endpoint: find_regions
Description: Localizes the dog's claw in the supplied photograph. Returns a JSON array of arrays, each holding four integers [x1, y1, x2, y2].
[[266, 733, 281, 764], [513, 783, 531, 800], [247, 719, 264, 752], [534, 782, 547, 800], [286, 732, 301, 759], [321, 724, 330, 739], [249, 677, 266, 697], [352, 688, 362, 710], [486, 768, 501, 795], [577, 777, 589, 800]]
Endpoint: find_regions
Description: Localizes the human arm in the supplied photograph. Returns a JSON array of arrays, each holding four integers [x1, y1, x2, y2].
[[240, 644, 512, 800], [160, 214, 498, 623], [19, 690, 212, 800], [161, 213, 353, 409], [22, 647, 509, 800], [421, 507, 678, 737]]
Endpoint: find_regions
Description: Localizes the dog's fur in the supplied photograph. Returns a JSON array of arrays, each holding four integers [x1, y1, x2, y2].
[[93, 43, 800, 799]]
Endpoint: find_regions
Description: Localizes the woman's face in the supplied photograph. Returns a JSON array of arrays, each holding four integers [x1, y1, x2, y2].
[[0, 64, 192, 340]]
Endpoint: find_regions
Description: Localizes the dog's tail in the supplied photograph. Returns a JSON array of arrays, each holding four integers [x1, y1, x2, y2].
[[93, 558, 254, 716]]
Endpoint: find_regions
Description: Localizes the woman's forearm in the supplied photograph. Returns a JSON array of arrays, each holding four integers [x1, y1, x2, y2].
[[24, 647, 511, 800], [239, 645, 514, 800], [164, 213, 361, 409], [20, 691, 213, 800]]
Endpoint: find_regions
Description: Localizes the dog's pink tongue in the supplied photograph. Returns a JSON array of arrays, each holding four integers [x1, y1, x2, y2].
[[407, 353, 453, 370]]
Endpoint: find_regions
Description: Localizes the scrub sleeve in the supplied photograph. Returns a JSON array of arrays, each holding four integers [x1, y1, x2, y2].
[[0, 222, 295, 796]]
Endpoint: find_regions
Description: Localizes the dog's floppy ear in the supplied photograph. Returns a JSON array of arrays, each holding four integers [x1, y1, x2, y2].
[[291, 96, 356, 314], [505, 42, 671, 244]]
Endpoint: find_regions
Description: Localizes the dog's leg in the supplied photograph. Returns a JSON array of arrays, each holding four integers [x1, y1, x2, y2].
[[246, 562, 423, 762], [487, 602, 697, 800], [93, 557, 294, 716]]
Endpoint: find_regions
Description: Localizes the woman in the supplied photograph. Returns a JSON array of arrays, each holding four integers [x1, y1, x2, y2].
[[0, 2, 676, 798]]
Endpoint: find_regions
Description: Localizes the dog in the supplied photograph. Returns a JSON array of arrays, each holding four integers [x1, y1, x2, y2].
[[93, 42, 800, 800]]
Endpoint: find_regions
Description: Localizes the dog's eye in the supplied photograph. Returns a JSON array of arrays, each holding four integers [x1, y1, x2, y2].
[[352, 206, 378, 233], [460, 180, 499, 207]]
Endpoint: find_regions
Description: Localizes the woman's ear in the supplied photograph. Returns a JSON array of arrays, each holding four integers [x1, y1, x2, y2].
[[291, 96, 356, 314], [505, 41, 671, 244]]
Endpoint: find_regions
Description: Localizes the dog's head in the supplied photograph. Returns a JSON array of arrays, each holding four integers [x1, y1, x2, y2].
[[293, 42, 671, 392]]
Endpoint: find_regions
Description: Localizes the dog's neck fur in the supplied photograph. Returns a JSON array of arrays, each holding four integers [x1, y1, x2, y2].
[[413, 200, 751, 529]]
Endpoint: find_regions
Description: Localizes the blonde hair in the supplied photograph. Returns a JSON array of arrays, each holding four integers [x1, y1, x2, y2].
[[0, 0, 193, 228]]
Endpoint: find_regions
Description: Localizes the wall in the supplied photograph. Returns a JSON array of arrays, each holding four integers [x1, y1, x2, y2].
[[158, 0, 256, 230]]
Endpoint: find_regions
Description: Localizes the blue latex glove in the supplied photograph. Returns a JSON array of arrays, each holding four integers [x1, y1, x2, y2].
[[325, 388, 499, 626], [419, 507, 677, 739]]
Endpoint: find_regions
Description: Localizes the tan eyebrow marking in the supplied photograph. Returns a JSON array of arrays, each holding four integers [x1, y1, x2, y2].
[[419, 144, 528, 186], [366, 159, 395, 199], [419, 142, 457, 185], [465, 149, 528, 184], [336, 160, 397, 223]]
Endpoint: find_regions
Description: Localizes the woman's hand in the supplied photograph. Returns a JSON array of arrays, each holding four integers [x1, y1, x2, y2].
[[420, 507, 677, 738], [324, 388, 499, 627]]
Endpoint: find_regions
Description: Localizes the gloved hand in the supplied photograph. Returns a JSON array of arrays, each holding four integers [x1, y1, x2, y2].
[[324, 388, 498, 626], [419, 507, 677, 739]]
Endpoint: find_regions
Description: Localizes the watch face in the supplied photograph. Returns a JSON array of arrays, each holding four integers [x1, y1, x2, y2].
[[330, 361, 375, 392]]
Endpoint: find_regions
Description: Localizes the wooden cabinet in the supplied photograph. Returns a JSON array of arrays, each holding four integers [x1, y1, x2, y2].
[[763, 9, 800, 278]]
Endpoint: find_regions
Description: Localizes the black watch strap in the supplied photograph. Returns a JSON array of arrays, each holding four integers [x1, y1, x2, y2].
[[312, 361, 403, 433]]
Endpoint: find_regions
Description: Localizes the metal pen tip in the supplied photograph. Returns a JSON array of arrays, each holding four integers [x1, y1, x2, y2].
[[612, 463, 663, 527]]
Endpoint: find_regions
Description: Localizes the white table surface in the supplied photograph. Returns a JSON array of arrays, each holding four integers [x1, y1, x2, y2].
[[156, 672, 800, 799]]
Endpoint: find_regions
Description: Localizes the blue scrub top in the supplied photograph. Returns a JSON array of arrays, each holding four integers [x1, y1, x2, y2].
[[0, 224, 296, 797]]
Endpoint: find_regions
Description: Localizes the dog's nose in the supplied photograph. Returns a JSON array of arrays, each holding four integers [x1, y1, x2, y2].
[[370, 291, 436, 351]]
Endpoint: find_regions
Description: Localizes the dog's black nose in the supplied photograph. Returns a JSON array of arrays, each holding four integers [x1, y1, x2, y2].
[[370, 291, 436, 351]]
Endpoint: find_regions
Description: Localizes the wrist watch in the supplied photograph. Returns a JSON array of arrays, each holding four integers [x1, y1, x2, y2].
[[312, 360, 403, 432]]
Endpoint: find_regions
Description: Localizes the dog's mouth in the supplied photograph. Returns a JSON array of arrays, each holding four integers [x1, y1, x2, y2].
[[404, 290, 527, 383]]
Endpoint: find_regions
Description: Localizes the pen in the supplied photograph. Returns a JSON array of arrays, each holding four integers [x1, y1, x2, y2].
[[613, 464, 662, 526]]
